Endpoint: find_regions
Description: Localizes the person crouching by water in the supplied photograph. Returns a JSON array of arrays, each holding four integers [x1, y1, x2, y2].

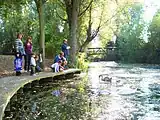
[[51, 60, 63, 73], [30, 53, 36, 76], [14, 53, 23, 76], [54, 51, 66, 63], [54, 51, 68, 69]]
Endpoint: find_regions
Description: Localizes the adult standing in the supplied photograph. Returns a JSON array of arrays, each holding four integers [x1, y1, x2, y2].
[[24, 36, 32, 72], [14, 33, 25, 72], [14, 33, 25, 58], [61, 39, 70, 59]]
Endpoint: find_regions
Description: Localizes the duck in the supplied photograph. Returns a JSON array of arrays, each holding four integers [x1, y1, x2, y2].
[[99, 74, 112, 82]]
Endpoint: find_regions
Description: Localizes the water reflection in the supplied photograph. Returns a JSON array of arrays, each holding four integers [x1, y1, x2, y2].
[[3, 61, 160, 120], [3, 76, 90, 120], [88, 61, 160, 120]]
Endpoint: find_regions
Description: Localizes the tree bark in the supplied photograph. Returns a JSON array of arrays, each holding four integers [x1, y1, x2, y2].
[[79, 4, 92, 52], [35, 0, 45, 68], [70, 0, 79, 65], [65, 0, 79, 65]]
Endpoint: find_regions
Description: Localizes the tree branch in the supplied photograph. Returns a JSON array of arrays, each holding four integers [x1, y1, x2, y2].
[[79, 4, 117, 51], [78, 0, 93, 17], [115, 0, 118, 5], [57, 0, 66, 10], [42, 0, 47, 4], [56, 10, 68, 22], [59, 0, 65, 7], [63, 0, 72, 27], [55, 0, 68, 21]]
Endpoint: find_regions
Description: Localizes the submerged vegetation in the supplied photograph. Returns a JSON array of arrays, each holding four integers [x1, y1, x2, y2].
[[3, 75, 90, 120]]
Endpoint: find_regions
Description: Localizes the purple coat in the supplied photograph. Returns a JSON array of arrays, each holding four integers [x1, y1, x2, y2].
[[25, 42, 32, 54]]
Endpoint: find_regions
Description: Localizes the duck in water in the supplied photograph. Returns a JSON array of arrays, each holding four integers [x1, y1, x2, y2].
[[99, 74, 112, 82]]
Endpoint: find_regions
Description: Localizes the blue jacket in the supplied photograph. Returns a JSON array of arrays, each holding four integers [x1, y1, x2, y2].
[[61, 43, 69, 58], [54, 55, 66, 63], [14, 57, 22, 71]]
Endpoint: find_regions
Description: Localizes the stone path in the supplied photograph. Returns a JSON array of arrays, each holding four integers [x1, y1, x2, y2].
[[0, 69, 81, 120]]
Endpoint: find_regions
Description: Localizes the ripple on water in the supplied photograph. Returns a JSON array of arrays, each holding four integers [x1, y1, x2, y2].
[[88, 62, 160, 120], [138, 111, 160, 120], [117, 87, 137, 96]]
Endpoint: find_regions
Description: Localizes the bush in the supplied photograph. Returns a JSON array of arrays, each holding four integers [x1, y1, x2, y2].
[[76, 52, 89, 72], [45, 42, 56, 59]]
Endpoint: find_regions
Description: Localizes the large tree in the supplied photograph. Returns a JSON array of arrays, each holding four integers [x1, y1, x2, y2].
[[78, 0, 135, 52], [146, 9, 160, 63], [115, 3, 145, 62], [34, 0, 46, 67], [63, 0, 80, 64]]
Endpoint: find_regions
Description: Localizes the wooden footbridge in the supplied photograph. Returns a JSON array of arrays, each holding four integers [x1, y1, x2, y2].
[[86, 40, 117, 56], [0, 69, 81, 120], [87, 47, 117, 56]]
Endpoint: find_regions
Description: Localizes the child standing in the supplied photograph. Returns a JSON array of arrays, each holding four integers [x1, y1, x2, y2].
[[30, 53, 36, 76], [14, 53, 23, 76]]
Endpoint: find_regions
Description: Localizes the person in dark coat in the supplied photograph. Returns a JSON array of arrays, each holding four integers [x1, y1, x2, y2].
[[61, 39, 70, 59], [24, 36, 32, 72]]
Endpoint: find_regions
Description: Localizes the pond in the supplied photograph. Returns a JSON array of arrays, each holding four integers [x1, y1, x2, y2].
[[3, 74, 90, 120], [3, 61, 160, 120], [88, 61, 160, 120]]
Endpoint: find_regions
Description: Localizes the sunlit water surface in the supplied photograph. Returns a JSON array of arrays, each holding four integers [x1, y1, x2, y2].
[[3, 61, 160, 120], [88, 61, 160, 120]]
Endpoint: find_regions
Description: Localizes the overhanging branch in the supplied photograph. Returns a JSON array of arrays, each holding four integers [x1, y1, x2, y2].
[[56, 10, 68, 22], [55, 0, 68, 21], [78, 0, 93, 17]]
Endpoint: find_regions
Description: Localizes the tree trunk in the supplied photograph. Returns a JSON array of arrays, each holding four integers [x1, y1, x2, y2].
[[35, 0, 45, 68], [67, 0, 79, 65]]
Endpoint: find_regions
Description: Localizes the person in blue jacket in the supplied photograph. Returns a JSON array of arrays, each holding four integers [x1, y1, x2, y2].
[[54, 51, 66, 63], [14, 53, 23, 76], [61, 39, 70, 59]]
